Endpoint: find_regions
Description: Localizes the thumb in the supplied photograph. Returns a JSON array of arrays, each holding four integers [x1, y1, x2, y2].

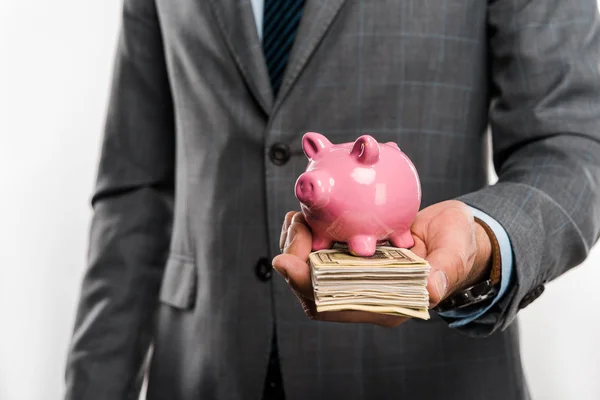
[[425, 248, 466, 306]]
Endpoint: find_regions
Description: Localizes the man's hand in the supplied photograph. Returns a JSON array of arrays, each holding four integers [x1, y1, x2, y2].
[[271, 200, 493, 327]]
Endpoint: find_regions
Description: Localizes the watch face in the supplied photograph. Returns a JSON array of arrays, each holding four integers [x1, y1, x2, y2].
[[434, 279, 498, 312]]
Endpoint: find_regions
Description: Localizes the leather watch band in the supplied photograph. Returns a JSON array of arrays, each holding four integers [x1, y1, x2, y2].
[[473, 216, 502, 286]]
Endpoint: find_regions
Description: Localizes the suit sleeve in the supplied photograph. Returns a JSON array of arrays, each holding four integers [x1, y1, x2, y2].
[[454, 0, 600, 336], [64, 1, 175, 398]]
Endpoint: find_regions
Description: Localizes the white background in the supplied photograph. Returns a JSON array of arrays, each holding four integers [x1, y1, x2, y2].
[[1, 2, 599, 399]]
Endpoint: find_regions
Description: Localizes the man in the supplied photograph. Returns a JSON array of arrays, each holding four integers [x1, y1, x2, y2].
[[65, 0, 600, 399]]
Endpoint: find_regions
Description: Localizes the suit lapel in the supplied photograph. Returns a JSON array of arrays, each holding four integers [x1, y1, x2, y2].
[[272, 0, 349, 113], [207, 0, 273, 114]]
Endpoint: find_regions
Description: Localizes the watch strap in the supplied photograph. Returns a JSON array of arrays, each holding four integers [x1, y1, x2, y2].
[[473, 216, 502, 286]]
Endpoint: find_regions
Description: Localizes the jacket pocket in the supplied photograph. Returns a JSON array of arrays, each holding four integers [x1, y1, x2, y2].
[[158, 255, 197, 310]]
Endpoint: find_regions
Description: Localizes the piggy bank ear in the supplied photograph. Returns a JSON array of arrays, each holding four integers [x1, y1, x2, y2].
[[302, 132, 332, 159], [351, 135, 380, 165]]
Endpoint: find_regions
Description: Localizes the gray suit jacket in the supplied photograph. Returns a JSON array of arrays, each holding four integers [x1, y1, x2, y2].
[[65, 0, 600, 399]]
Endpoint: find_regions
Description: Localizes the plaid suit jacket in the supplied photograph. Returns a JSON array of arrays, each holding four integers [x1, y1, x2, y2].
[[65, 0, 600, 399]]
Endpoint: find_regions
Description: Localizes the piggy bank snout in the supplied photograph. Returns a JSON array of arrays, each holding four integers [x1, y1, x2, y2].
[[295, 173, 331, 207], [295, 175, 314, 204]]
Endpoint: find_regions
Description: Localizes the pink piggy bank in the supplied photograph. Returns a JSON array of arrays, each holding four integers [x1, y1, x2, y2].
[[295, 132, 421, 257]]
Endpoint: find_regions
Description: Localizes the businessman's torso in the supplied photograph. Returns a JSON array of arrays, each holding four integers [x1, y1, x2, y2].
[[145, 1, 528, 399]]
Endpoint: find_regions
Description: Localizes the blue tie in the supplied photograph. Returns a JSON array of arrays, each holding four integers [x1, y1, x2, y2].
[[262, 0, 306, 96]]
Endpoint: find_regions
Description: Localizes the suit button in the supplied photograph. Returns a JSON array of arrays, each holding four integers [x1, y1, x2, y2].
[[534, 285, 545, 297], [519, 294, 533, 309], [269, 143, 291, 166], [519, 285, 545, 309], [255, 257, 273, 281]]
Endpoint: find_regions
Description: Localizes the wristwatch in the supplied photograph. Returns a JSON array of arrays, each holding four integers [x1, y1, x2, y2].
[[433, 216, 502, 313]]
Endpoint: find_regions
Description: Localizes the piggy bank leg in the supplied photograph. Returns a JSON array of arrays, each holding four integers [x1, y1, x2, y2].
[[348, 235, 377, 257], [312, 234, 334, 251], [389, 230, 415, 249]]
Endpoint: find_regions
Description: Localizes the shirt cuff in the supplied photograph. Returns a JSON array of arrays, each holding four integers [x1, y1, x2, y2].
[[436, 206, 514, 327]]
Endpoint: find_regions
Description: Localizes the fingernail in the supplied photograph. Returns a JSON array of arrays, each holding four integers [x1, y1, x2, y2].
[[284, 226, 297, 249], [433, 270, 448, 299]]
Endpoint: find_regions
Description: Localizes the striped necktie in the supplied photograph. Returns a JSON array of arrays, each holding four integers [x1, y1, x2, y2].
[[262, 0, 306, 97]]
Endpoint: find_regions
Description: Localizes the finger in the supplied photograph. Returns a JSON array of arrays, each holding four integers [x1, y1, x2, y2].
[[290, 211, 307, 227], [283, 218, 313, 260], [272, 253, 314, 299], [279, 211, 298, 251], [425, 248, 466, 306], [423, 216, 475, 306]]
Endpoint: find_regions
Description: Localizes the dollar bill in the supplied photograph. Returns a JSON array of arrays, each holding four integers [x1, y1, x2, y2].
[[309, 246, 427, 267]]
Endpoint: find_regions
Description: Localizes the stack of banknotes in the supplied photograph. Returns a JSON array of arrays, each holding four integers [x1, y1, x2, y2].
[[309, 245, 431, 320]]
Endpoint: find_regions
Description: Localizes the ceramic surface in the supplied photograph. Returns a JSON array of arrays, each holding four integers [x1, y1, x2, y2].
[[295, 132, 421, 257]]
